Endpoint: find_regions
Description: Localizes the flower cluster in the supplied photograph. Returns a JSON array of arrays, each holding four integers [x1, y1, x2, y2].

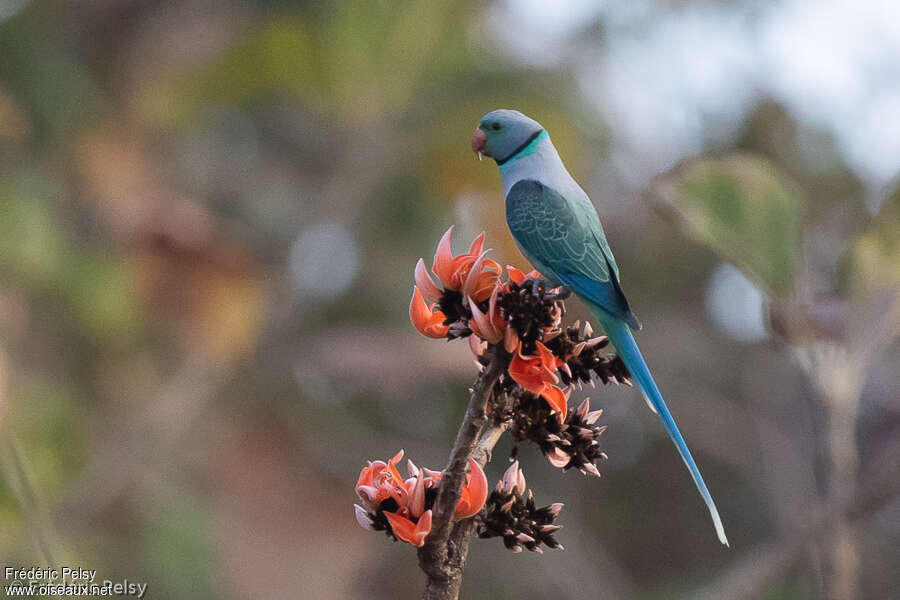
[[410, 226, 502, 339], [477, 461, 564, 553], [410, 227, 626, 470], [354, 450, 487, 547]]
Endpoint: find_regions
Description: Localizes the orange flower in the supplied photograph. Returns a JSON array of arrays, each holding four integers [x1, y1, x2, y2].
[[427, 226, 501, 302], [467, 283, 506, 344], [509, 342, 570, 421], [509, 342, 560, 394], [409, 287, 450, 338], [355, 453, 486, 547], [384, 509, 433, 547], [356, 449, 408, 509], [406, 458, 487, 519]]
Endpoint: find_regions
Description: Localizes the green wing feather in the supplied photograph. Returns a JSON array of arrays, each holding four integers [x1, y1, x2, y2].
[[506, 179, 640, 329]]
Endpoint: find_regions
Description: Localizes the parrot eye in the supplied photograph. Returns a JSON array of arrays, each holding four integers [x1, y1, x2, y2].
[[491, 123, 501, 131]]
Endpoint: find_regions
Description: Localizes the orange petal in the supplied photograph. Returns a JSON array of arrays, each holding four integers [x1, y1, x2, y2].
[[455, 459, 488, 518], [408, 469, 426, 518], [468, 232, 485, 256], [507, 265, 527, 285], [506, 266, 542, 285], [509, 354, 546, 396], [409, 287, 450, 338], [415, 510, 433, 546], [541, 385, 570, 422], [466, 259, 502, 302], [388, 449, 405, 480], [462, 250, 492, 300], [415, 258, 443, 304], [468, 296, 502, 344], [356, 459, 385, 489], [385, 509, 432, 547], [432, 226, 456, 288], [535, 341, 561, 370]]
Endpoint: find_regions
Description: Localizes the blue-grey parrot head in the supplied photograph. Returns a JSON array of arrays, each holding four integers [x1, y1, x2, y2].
[[472, 109, 544, 163]]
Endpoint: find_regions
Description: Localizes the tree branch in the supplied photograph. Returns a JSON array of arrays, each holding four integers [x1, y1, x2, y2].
[[417, 346, 508, 600]]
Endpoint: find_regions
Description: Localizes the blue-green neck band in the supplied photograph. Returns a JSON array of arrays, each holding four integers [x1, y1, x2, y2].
[[496, 129, 547, 167]]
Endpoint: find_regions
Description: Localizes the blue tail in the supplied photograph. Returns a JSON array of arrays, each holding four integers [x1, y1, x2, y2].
[[595, 310, 729, 546]]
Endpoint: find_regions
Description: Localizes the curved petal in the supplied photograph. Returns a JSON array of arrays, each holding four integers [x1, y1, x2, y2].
[[462, 250, 490, 300], [409, 287, 450, 338], [354, 504, 375, 530], [468, 296, 503, 344], [506, 265, 527, 285], [408, 469, 426, 518], [432, 226, 456, 288], [468, 232, 485, 256], [455, 459, 488, 518], [385, 510, 432, 547], [547, 447, 571, 468], [462, 252, 501, 303], [414, 510, 433, 546], [536, 341, 561, 371], [509, 352, 545, 396], [501, 460, 526, 496], [415, 258, 443, 304], [356, 459, 386, 490], [541, 385, 570, 422], [356, 485, 379, 506], [506, 266, 542, 286]]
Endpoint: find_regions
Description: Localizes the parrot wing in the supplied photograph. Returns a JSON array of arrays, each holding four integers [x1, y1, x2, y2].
[[505, 179, 641, 330]]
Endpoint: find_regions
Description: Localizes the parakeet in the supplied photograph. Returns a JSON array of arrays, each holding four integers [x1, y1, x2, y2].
[[472, 109, 728, 546]]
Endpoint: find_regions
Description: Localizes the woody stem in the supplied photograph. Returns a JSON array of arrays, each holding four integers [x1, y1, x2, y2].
[[418, 345, 509, 600]]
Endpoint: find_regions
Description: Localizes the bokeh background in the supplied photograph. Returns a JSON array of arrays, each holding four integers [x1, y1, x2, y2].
[[0, 1, 898, 599]]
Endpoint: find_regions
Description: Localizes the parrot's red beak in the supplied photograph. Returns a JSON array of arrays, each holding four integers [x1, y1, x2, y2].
[[471, 127, 487, 159]]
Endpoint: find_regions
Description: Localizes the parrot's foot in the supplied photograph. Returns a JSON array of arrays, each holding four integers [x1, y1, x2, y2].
[[522, 277, 570, 299], [523, 277, 547, 296]]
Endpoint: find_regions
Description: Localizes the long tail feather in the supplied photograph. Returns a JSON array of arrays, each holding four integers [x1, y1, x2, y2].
[[595, 311, 729, 546]]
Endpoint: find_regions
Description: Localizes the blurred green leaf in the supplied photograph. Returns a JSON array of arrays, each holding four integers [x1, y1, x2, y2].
[[0, 175, 66, 286], [0, 174, 140, 343], [845, 189, 900, 298], [652, 154, 802, 297], [0, 5, 102, 141], [142, 490, 216, 599]]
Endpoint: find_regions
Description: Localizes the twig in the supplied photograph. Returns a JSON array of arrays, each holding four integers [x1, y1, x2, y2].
[[417, 346, 508, 600]]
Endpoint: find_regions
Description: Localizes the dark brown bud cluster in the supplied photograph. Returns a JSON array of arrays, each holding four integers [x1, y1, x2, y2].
[[508, 396, 608, 475], [497, 278, 567, 354], [543, 321, 632, 386], [477, 461, 564, 554]]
